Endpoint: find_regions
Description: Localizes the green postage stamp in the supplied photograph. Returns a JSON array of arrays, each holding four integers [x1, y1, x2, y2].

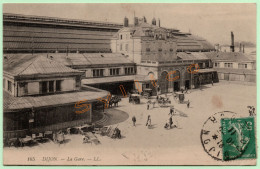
[[221, 117, 256, 161]]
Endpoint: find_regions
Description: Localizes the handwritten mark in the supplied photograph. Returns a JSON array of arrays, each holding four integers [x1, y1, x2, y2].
[[134, 80, 142, 93], [187, 64, 200, 74], [149, 74, 157, 87], [119, 85, 127, 97], [75, 100, 91, 114], [166, 70, 180, 81], [97, 93, 111, 109]]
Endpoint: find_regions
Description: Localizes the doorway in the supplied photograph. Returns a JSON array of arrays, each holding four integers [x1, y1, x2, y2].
[[185, 80, 190, 89], [174, 81, 180, 91]]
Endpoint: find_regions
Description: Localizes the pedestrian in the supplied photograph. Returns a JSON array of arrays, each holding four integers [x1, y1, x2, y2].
[[212, 80, 214, 86], [169, 106, 174, 116], [147, 103, 150, 110], [146, 115, 151, 127], [156, 95, 159, 100], [185, 88, 188, 94], [132, 116, 136, 126], [169, 116, 173, 128], [187, 100, 190, 108]]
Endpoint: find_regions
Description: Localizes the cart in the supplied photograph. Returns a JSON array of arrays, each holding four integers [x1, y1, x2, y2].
[[158, 96, 171, 107], [175, 92, 185, 103], [129, 94, 141, 104], [83, 132, 101, 145], [141, 89, 153, 99]]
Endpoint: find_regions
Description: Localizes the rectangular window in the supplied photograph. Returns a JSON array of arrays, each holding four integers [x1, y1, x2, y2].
[[120, 34, 123, 40], [49, 81, 54, 93], [225, 63, 228, 68], [170, 48, 173, 52], [245, 64, 247, 68], [56, 80, 62, 92], [125, 67, 135, 75], [146, 48, 150, 52], [110, 68, 120, 76], [41, 81, 48, 94], [93, 69, 104, 77], [23, 82, 28, 94], [158, 48, 162, 52], [8, 81, 12, 92], [215, 63, 218, 67]]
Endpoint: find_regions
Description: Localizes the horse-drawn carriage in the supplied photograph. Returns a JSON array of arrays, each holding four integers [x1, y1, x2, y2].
[[129, 94, 141, 104], [108, 95, 121, 108], [158, 96, 171, 107], [174, 92, 185, 103], [141, 88, 153, 99]]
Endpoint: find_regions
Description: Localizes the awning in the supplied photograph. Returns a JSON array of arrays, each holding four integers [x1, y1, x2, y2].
[[197, 69, 217, 74], [4, 88, 109, 112], [82, 75, 135, 84]]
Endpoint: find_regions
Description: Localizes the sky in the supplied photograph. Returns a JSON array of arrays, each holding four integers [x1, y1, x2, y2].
[[3, 3, 256, 45]]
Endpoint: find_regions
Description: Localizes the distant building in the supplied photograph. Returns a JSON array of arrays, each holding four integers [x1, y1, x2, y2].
[[205, 52, 256, 82], [111, 17, 218, 94], [3, 54, 109, 139]]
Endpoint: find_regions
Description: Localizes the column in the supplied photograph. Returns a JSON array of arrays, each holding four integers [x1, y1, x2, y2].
[[89, 103, 92, 123]]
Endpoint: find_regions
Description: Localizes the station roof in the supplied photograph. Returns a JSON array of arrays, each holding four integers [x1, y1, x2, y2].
[[4, 13, 123, 30], [4, 87, 109, 112], [177, 52, 209, 60], [4, 53, 134, 69], [45, 53, 134, 66], [204, 52, 252, 62], [3, 54, 83, 77]]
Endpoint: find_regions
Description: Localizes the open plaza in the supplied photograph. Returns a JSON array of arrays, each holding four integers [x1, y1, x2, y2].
[[4, 81, 256, 165]]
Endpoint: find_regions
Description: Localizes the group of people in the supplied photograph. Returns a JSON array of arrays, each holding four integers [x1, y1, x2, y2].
[[131, 106, 177, 130], [131, 115, 151, 128]]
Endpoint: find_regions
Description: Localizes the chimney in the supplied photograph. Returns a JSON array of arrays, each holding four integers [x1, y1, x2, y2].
[[152, 17, 156, 26], [158, 18, 161, 27], [243, 44, 245, 53], [230, 31, 235, 52], [134, 17, 138, 26], [143, 16, 147, 23], [239, 43, 242, 52], [124, 17, 129, 27], [215, 44, 220, 51]]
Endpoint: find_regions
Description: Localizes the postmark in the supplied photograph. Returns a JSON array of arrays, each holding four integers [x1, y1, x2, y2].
[[200, 111, 238, 161], [221, 117, 256, 161]]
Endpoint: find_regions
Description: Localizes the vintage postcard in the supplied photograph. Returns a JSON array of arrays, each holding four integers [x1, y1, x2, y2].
[[2, 3, 257, 165]]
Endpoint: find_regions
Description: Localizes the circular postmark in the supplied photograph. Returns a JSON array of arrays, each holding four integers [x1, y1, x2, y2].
[[200, 111, 250, 161]]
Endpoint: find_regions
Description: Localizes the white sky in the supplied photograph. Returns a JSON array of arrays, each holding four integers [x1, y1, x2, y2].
[[3, 3, 256, 45]]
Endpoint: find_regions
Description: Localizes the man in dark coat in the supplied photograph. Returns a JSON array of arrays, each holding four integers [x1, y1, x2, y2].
[[169, 116, 173, 128], [132, 116, 136, 126]]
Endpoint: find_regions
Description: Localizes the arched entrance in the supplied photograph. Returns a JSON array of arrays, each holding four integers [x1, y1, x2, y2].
[[172, 70, 181, 91], [159, 71, 169, 94]]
